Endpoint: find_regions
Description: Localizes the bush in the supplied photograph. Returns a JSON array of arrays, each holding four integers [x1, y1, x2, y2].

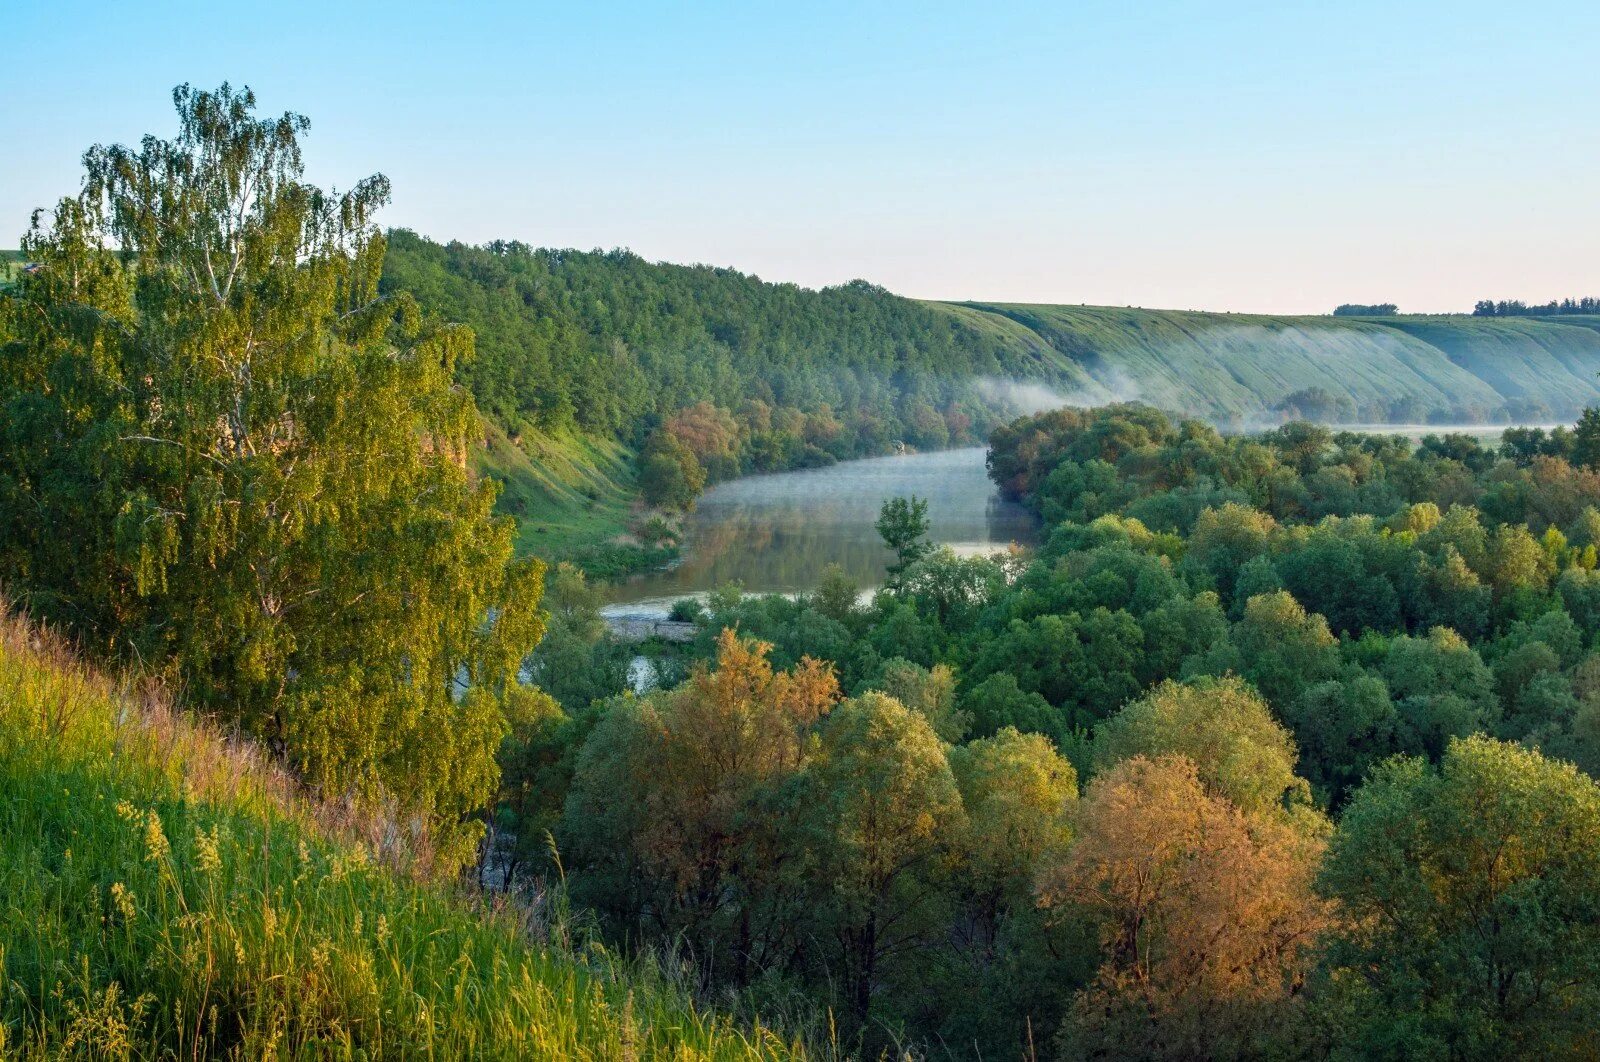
[[669, 597, 707, 623]]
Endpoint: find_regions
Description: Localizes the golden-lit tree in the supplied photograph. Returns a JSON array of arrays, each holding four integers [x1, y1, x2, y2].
[[561, 630, 839, 981], [1039, 755, 1333, 1059]]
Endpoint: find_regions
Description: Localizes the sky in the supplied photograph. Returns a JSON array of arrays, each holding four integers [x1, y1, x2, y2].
[[6, 0, 1598, 314]]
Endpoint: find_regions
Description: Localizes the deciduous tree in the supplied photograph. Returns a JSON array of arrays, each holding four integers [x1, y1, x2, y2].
[[1040, 755, 1332, 1059], [1322, 736, 1600, 1058], [0, 84, 542, 866]]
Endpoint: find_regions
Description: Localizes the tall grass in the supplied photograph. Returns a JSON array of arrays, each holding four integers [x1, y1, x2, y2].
[[0, 605, 810, 1059]]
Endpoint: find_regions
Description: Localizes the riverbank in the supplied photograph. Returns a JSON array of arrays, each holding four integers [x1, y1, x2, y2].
[[604, 447, 1038, 606]]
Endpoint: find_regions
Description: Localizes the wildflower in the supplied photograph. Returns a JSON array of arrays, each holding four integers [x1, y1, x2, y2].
[[376, 915, 390, 945], [110, 882, 137, 922], [193, 825, 221, 875], [143, 812, 170, 864]]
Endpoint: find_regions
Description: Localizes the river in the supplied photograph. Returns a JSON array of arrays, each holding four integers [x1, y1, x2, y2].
[[603, 447, 1037, 620], [601, 425, 1568, 624]]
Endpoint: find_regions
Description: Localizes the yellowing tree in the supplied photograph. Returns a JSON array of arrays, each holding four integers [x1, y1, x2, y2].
[[561, 630, 840, 981], [1093, 675, 1313, 821], [0, 85, 543, 868], [1040, 755, 1333, 1059]]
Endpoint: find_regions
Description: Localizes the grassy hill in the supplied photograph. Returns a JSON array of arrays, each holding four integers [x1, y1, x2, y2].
[[946, 302, 1600, 425], [0, 604, 808, 1059], [1376, 315, 1600, 416]]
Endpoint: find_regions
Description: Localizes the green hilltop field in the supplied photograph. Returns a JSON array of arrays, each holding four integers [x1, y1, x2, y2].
[[942, 302, 1600, 425]]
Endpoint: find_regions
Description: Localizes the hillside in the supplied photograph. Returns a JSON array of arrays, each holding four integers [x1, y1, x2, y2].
[[378, 232, 1094, 560], [0, 605, 806, 1059], [22, 235, 1594, 558], [375, 235, 1600, 560], [949, 302, 1600, 424]]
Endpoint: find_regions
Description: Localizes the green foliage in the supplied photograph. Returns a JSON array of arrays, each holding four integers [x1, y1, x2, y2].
[[531, 401, 1600, 1055], [808, 562, 862, 626], [0, 85, 542, 866], [1322, 736, 1600, 1058], [861, 657, 968, 742], [378, 233, 1078, 530], [1093, 676, 1312, 819], [640, 434, 707, 510], [874, 495, 932, 580], [799, 692, 966, 1022], [0, 610, 803, 1060], [382, 234, 1600, 551]]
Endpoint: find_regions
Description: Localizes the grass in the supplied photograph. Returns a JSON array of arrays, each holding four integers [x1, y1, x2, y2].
[[0, 605, 809, 1060], [476, 421, 639, 558], [1376, 315, 1600, 415], [936, 302, 1600, 423]]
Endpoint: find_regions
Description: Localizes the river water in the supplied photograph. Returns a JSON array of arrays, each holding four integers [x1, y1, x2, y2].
[[600, 426, 1567, 623], [604, 447, 1037, 619]]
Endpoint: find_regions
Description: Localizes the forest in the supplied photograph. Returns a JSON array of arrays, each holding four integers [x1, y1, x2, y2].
[[379, 231, 1071, 549], [378, 238, 1600, 561], [5, 83, 1600, 1059], [506, 403, 1600, 1057]]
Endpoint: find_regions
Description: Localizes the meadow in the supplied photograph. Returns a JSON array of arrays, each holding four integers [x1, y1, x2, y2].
[[0, 606, 809, 1060]]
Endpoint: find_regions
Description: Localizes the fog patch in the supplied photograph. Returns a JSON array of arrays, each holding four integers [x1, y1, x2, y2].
[[971, 369, 1142, 416]]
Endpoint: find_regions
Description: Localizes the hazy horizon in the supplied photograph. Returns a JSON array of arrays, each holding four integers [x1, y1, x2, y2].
[[8, 0, 1599, 315]]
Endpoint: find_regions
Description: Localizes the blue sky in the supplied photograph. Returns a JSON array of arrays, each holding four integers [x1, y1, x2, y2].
[[6, 1, 1598, 312]]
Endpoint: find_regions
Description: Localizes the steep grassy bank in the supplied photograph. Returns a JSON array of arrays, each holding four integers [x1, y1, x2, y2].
[[0, 607, 806, 1059], [949, 302, 1600, 423], [476, 421, 639, 556]]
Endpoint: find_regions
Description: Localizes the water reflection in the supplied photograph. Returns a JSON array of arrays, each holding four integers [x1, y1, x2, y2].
[[607, 447, 1037, 609]]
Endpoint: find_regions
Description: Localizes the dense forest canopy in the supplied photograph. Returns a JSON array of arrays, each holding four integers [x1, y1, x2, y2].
[[502, 403, 1600, 1056], [380, 232, 1072, 489], [379, 234, 1600, 538], [1332, 302, 1397, 315]]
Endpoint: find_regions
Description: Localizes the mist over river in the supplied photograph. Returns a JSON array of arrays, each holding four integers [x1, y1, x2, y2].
[[605, 447, 1037, 619], [602, 424, 1570, 623]]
